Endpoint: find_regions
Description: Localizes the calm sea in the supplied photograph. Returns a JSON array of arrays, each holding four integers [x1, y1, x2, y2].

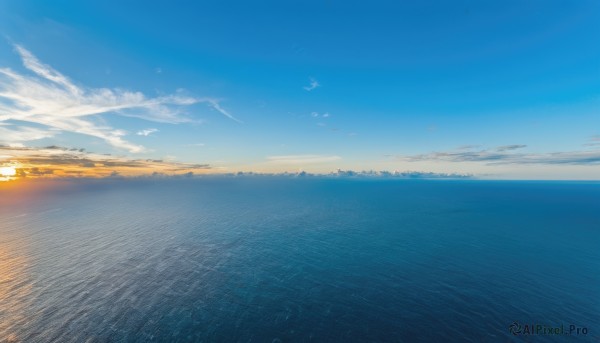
[[1, 178, 599, 342]]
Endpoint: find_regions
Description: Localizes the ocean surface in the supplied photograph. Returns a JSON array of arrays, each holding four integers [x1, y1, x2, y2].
[[1, 178, 599, 342]]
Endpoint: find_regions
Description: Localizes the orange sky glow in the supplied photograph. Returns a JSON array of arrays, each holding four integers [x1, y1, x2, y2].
[[0, 145, 214, 183]]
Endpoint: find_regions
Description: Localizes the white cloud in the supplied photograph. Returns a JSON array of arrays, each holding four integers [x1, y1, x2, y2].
[[137, 128, 158, 136], [0, 45, 237, 152], [267, 154, 341, 164], [303, 77, 320, 91], [310, 111, 330, 118]]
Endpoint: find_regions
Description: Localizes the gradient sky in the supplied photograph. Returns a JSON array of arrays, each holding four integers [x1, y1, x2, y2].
[[0, 0, 599, 179]]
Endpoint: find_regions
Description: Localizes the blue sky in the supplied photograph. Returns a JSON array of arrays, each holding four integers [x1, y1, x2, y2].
[[0, 0, 599, 179]]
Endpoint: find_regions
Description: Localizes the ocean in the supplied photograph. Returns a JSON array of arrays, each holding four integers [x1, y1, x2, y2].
[[1, 178, 599, 342]]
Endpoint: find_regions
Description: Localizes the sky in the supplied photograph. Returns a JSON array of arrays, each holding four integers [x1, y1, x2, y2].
[[0, 0, 599, 180]]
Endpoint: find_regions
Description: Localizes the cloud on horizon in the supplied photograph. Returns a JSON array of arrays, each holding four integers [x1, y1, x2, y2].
[[495, 144, 527, 152], [0, 45, 237, 152], [584, 135, 600, 147], [405, 145, 600, 165], [0, 145, 211, 180]]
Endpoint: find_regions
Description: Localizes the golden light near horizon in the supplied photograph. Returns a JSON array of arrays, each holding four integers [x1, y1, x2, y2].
[[0, 166, 16, 177], [0, 166, 17, 181]]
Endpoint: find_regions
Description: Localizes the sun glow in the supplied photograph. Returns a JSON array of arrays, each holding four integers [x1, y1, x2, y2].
[[0, 166, 17, 181]]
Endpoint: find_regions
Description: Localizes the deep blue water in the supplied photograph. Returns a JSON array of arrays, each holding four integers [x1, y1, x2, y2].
[[1, 178, 599, 342]]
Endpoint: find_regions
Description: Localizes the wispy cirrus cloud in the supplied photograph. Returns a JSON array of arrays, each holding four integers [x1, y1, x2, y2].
[[405, 145, 600, 165], [267, 154, 341, 164], [303, 77, 320, 91], [0, 124, 56, 141], [0, 45, 237, 152], [206, 99, 242, 123]]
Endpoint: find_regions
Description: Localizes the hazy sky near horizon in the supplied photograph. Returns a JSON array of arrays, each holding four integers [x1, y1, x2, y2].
[[0, 1, 599, 179]]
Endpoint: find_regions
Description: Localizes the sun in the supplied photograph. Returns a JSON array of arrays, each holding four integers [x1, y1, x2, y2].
[[0, 166, 17, 177]]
